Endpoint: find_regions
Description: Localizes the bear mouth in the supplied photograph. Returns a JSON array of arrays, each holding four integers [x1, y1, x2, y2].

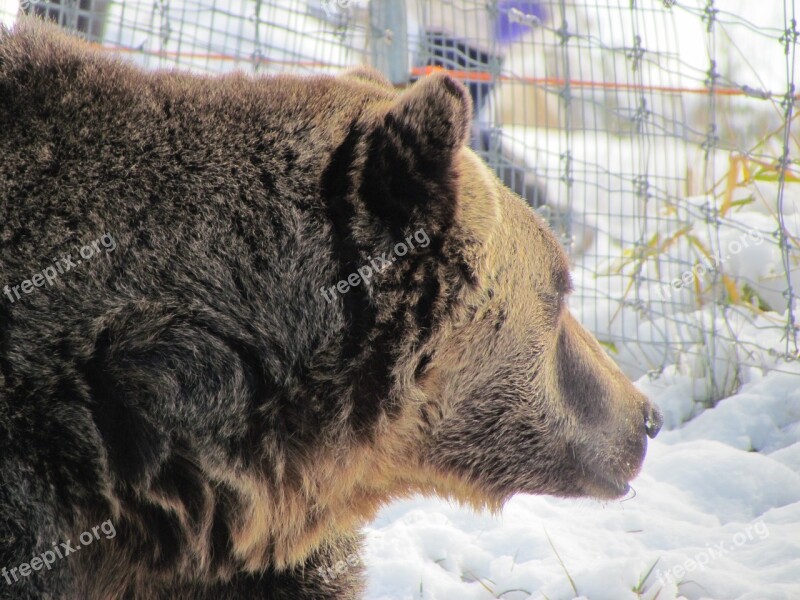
[[580, 451, 644, 500], [585, 473, 632, 499], [582, 429, 650, 499]]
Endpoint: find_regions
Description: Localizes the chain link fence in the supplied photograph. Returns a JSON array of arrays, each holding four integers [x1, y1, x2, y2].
[[2, 0, 798, 405]]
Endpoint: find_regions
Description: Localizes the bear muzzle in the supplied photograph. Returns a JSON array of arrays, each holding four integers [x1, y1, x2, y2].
[[579, 399, 662, 499]]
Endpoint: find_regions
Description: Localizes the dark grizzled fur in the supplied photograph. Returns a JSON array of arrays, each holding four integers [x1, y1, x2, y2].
[[0, 18, 475, 600]]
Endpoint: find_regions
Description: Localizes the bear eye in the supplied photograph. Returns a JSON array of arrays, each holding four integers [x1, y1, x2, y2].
[[540, 289, 568, 325], [540, 290, 561, 305], [555, 268, 574, 296]]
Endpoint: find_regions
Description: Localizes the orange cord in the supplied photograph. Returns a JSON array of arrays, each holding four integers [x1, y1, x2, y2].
[[92, 44, 800, 99]]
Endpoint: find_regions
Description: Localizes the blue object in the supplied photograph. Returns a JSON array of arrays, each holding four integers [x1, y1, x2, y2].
[[496, 0, 546, 44]]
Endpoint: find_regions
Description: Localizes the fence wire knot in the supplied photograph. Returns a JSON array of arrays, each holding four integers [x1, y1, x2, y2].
[[780, 18, 799, 55]]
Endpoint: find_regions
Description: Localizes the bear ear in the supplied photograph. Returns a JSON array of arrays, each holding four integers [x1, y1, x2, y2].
[[382, 73, 472, 166], [352, 73, 473, 233]]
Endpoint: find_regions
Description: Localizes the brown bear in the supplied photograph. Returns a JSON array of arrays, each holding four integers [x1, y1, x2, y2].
[[0, 17, 662, 600]]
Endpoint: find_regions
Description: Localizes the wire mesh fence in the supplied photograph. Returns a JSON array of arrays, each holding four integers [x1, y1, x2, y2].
[[1, 0, 797, 405]]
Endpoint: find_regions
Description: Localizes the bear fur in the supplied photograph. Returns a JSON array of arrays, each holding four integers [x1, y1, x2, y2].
[[0, 18, 661, 599]]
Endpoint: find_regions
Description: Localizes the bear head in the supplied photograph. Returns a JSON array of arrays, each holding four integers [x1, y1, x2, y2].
[[325, 68, 663, 512]]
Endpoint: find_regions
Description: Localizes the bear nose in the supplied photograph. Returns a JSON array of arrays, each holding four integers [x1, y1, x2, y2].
[[644, 404, 663, 439]]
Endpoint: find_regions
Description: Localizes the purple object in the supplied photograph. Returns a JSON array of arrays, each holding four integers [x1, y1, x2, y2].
[[496, 0, 546, 44]]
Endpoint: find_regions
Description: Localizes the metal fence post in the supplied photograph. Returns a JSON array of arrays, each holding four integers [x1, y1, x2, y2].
[[369, 0, 408, 85]]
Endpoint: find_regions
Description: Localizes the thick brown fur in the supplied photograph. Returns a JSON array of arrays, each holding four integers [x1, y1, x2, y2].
[[0, 18, 661, 599]]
